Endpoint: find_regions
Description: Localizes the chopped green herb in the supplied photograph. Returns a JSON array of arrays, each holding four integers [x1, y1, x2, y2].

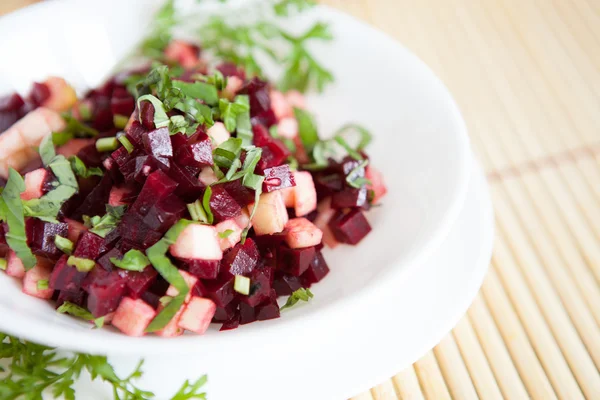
[[52, 131, 74, 147], [213, 137, 243, 168], [57, 114, 99, 138], [78, 102, 92, 121], [56, 301, 104, 327], [70, 155, 104, 179], [67, 256, 96, 272], [117, 133, 135, 153], [39, 135, 57, 166], [54, 235, 74, 255], [280, 287, 314, 311], [187, 199, 209, 224], [137, 94, 170, 128], [0, 258, 6, 271], [335, 123, 373, 151], [346, 159, 371, 189], [218, 229, 234, 239], [159, 296, 173, 307], [23, 185, 78, 223], [233, 275, 250, 295], [96, 137, 120, 152], [294, 108, 319, 153], [37, 280, 49, 290], [333, 135, 362, 161], [172, 80, 219, 106], [218, 96, 250, 132], [113, 114, 129, 129], [202, 187, 214, 225], [85, 205, 126, 238], [274, 0, 316, 16], [47, 154, 78, 189], [170, 375, 208, 400], [110, 250, 151, 272], [234, 95, 253, 146]]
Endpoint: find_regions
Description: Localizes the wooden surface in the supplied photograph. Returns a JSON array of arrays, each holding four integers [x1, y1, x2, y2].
[[3, 0, 600, 399]]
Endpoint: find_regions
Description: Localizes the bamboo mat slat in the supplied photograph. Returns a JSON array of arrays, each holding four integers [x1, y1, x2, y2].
[[2, 1, 600, 399]]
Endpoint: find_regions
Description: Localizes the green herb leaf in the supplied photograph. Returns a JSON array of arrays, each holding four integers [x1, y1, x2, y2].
[[86, 205, 126, 238], [345, 159, 371, 189], [187, 199, 209, 224], [137, 94, 170, 128], [69, 156, 104, 179], [274, 0, 316, 16], [294, 108, 319, 153], [213, 137, 243, 168], [39, 135, 57, 166], [37, 279, 49, 290], [0, 169, 36, 269], [52, 131, 74, 147], [171, 375, 208, 400], [218, 97, 250, 133], [172, 80, 219, 106], [234, 95, 253, 146], [24, 185, 78, 223], [54, 235, 74, 255], [280, 287, 314, 311], [110, 250, 151, 272], [67, 256, 96, 272], [202, 187, 214, 225], [218, 229, 234, 239]]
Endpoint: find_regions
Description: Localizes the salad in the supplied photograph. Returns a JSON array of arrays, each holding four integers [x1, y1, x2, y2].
[[0, 16, 386, 339]]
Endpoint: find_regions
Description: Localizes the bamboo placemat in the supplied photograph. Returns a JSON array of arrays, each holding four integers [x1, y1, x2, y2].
[[2, 0, 600, 399]]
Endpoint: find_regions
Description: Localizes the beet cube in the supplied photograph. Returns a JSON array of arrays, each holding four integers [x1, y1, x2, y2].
[[123, 266, 158, 299], [239, 77, 271, 117], [213, 301, 238, 322], [74, 231, 105, 259], [96, 247, 122, 271], [71, 175, 113, 220], [0, 92, 25, 112], [253, 233, 287, 253], [257, 140, 291, 172], [131, 170, 178, 215], [26, 219, 68, 259], [339, 156, 366, 177], [111, 146, 133, 169], [50, 255, 87, 292], [273, 272, 302, 296], [76, 143, 104, 168], [174, 131, 213, 168], [167, 162, 204, 202], [142, 194, 186, 233], [185, 259, 221, 280], [314, 172, 345, 199], [56, 290, 87, 308], [133, 155, 163, 183], [331, 187, 368, 209], [204, 273, 235, 307], [118, 213, 163, 249], [143, 127, 173, 163], [256, 294, 280, 321], [262, 165, 295, 193], [83, 266, 127, 317], [220, 314, 241, 331], [140, 291, 161, 309], [252, 124, 272, 147], [328, 209, 372, 245], [222, 239, 259, 276], [251, 108, 277, 129], [278, 246, 315, 276], [301, 251, 330, 286], [240, 267, 274, 307], [139, 100, 155, 130], [29, 82, 50, 106], [110, 88, 135, 117], [126, 121, 148, 146], [217, 62, 246, 80], [239, 302, 256, 325], [221, 180, 255, 208], [209, 184, 242, 223]]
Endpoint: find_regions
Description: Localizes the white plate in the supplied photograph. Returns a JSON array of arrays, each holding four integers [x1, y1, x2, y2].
[[72, 159, 493, 400], [0, 2, 471, 356]]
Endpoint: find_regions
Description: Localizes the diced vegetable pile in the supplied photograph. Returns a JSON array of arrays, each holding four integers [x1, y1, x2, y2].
[[0, 40, 387, 337]]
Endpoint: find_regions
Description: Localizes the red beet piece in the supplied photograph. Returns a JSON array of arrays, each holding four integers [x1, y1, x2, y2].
[[143, 127, 172, 165], [301, 251, 330, 286], [253, 233, 287, 253], [240, 267, 274, 307], [123, 266, 158, 299], [220, 314, 241, 331], [74, 231, 105, 259], [217, 62, 246, 80], [262, 165, 295, 192], [26, 219, 68, 259], [209, 184, 242, 222], [328, 209, 372, 245], [142, 194, 186, 233], [252, 124, 272, 147], [339, 156, 366, 177], [256, 292, 280, 321], [97, 248, 123, 272], [173, 130, 213, 168], [222, 239, 259, 276], [118, 213, 163, 249], [251, 108, 277, 129], [111, 146, 133, 169], [204, 273, 235, 308], [110, 88, 135, 117], [141, 291, 161, 309], [331, 187, 369, 209], [239, 302, 256, 325], [167, 162, 204, 202], [185, 259, 221, 280], [133, 155, 163, 183], [221, 180, 255, 208], [257, 140, 291, 172], [273, 272, 302, 296], [239, 77, 271, 117], [126, 121, 148, 146], [131, 170, 178, 215], [0, 93, 25, 132], [313, 172, 345, 199], [278, 246, 316, 277], [213, 301, 239, 322], [28, 82, 50, 106], [56, 290, 87, 308], [139, 100, 155, 130], [76, 143, 104, 168], [71, 175, 113, 220], [84, 267, 127, 317], [50, 255, 88, 292]]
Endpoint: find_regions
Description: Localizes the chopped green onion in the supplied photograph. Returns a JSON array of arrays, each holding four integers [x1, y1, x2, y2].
[[67, 256, 96, 272], [218, 229, 234, 239], [96, 137, 119, 152], [187, 200, 209, 224], [159, 296, 173, 307], [52, 131, 75, 147], [37, 280, 49, 290], [0, 258, 7, 271], [57, 301, 104, 327], [234, 275, 250, 295], [110, 249, 150, 272], [54, 235, 74, 255], [117, 134, 135, 153], [78, 102, 92, 121], [113, 114, 129, 129]]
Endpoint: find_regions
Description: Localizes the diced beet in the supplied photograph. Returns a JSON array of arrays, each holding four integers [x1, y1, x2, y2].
[[257, 140, 291, 172], [209, 184, 242, 223], [143, 194, 186, 233], [217, 62, 246, 80], [111, 146, 133, 168], [143, 127, 173, 164], [240, 267, 274, 307], [110, 88, 135, 117], [221, 239, 259, 276], [273, 272, 303, 296], [26, 219, 68, 259], [220, 314, 241, 331], [192, 280, 208, 297], [71, 175, 113, 220], [212, 301, 238, 322], [331, 187, 369, 209], [0, 92, 25, 112], [29, 82, 51, 106], [119, 213, 163, 249], [166, 162, 204, 202], [239, 77, 271, 117], [185, 259, 221, 280], [76, 143, 104, 168], [140, 291, 161, 309], [221, 180, 255, 208], [239, 302, 256, 325], [278, 246, 315, 276], [253, 233, 287, 252], [103, 156, 122, 183], [133, 155, 163, 183], [301, 251, 330, 286], [328, 209, 372, 245], [204, 273, 235, 307], [126, 121, 148, 146], [49, 255, 88, 292], [252, 124, 272, 147], [131, 170, 178, 215], [74, 231, 105, 259], [56, 290, 87, 308], [84, 266, 128, 317], [123, 266, 158, 299], [256, 295, 280, 321], [262, 165, 295, 193], [339, 156, 366, 177], [174, 131, 213, 168], [96, 247, 121, 271], [139, 100, 155, 130], [251, 108, 277, 128]]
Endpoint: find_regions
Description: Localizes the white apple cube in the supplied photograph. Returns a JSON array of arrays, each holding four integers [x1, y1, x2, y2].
[[277, 117, 298, 139], [21, 168, 48, 201], [178, 296, 217, 334], [112, 297, 157, 337], [216, 219, 243, 251], [292, 171, 317, 217], [199, 167, 218, 186], [285, 90, 306, 110], [170, 224, 223, 261], [156, 305, 185, 337], [207, 122, 231, 148], [22, 260, 53, 299], [109, 186, 130, 207], [248, 191, 289, 235], [6, 250, 25, 278], [285, 218, 324, 249], [314, 198, 340, 249], [270, 90, 293, 120]]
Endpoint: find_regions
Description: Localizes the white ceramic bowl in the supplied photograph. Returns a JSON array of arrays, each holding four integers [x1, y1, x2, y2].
[[0, 1, 471, 355]]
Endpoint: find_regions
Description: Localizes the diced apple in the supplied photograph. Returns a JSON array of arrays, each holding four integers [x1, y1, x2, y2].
[[178, 296, 216, 334], [216, 219, 243, 251], [292, 171, 317, 217], [57, 138, 94, 158], [277, 117, 298, 139], [22, 259, 53, 299], [164, 40, 200, 69], [270, 90, 293, 120], [314, 198, 340, 248], [166, 270, 198, 302], [285, 90, 306, 110], [366, 166, 387, 204], [170, 224, 223, 260], [42, 77, 77, 112], [65, 218, 88, 243], [6, 250, 25, 278], [222, 76, 244, 100], [109, 187, 130, 207], [285, 218, 324, 249], [280, 187, 295, 207], [156, 304, 185, 337], [103, 312, 115, 325], [20, 168, 47, 201], [207, 122, 230, 148], [248, 191, 289, 235], [199, 167, 218, 186], [112, 297, 157, 337]]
